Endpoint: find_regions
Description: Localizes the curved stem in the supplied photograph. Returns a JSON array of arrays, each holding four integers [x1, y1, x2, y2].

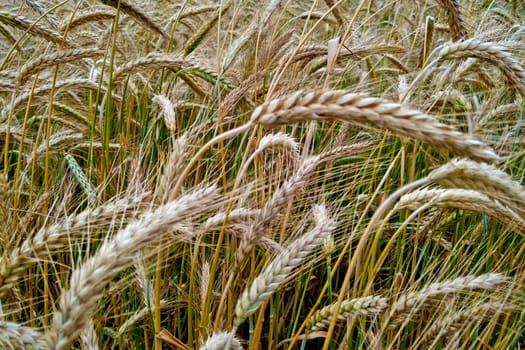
[[320, 175, 430, 350], [171, 123, 252, 198]]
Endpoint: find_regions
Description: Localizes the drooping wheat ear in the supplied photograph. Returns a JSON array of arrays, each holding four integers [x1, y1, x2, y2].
[[222, 0, 287, 70], [251, 132, 300, 166], [184, 0, 234, 56], [0, 125, 34, 147], [0, 22, 23, 54], [199, 331, 243, 350], [184, 66, 235, 92], [395, 188, 525, 233], [307, 295, 388, 331], [27, 131, 85, 165], [234, 205, 336, 328], [3, 78, 108, 117], [0, 11, 65, 45], [283, 44, 405, 67], [386, 273, 507, 327], [437, 38, 525, 95], [116, 300, 170, 337], [236, 155, 321, 263], [317, 139, 374, 162], [178, 5, 219, 20], [157, 133, 192, 202], [435, 0, 467, 40], [0, 193, 149, 298], [46, 186, 218, 350], [64, 154, 98, 205], [18, 48, 103, 83], [217, 69, 268, 116], [428, 159, 525, 220], [52, 102, 92, 132], [153, 94, 177, 132], [323, 0, 345, 26], [249, 90, 500, 163], [424, 302, 514, 345], [202, 208, 259, 232], [79, 319, 99, 350], [0, 321, 47, 349], [112, 54, 188, 81], [100, 0, 168, 39], [60, 9, 116, 31]]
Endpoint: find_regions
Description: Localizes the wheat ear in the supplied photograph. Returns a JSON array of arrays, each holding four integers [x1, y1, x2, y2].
[[101, 0, 168, 38], [0, 11, 65, 45], [435, 0, 467, 40], [387, 273, 507, 327], [236, 155, 321, 263], [437, 38, 525, 95], [307, 295, 388, 331], [233, 205, 336, 328], [249, 90, 500, 163], [0, 193, 149, 297], [428, 159, 525, 220], [18, 48, 103, 83], [0, 321, 47, 349], [46, 186, 217, 349], [425, 302, 514, 345], [395, 188, 525, 233], [199, 331, 243, 350]]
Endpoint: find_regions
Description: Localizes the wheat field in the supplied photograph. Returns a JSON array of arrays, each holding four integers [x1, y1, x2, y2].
[[0, 0, 524, 349]]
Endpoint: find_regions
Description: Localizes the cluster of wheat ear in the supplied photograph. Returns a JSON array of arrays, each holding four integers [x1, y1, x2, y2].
[[0, 0, 524, 349]]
